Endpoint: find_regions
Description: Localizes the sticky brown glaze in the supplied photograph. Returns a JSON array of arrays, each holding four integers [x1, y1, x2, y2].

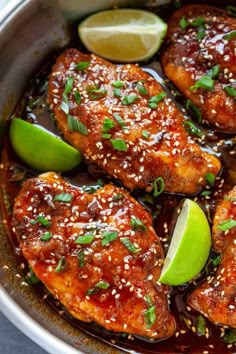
[[189, 186, 236, 328], [12, 172, 176, 339], [48, 49, 220, 194], [162, 5, 236, 132]]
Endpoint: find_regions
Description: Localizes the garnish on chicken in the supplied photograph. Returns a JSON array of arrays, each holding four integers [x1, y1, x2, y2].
[[162, 5, 236, 132], [12, 172, 176, 339], [48, 49, 220, 194]]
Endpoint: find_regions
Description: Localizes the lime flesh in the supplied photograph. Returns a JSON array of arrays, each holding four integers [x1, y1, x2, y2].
[[159, 199, 211, 286], [10, 118, 82, 172], [78, 9, 167, 62]]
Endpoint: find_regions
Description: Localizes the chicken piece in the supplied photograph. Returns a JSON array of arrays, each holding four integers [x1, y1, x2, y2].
[[188, 186, 236, 327], [48, 49, 220, 195], [162, 5, 236, 132], [12, 172, 176, 339]]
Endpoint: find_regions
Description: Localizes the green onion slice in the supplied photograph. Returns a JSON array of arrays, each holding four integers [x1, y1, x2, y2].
[[75, 235, 95, 244], [75, 61, 90, 71], [217, 218, 236, 231], [102, 231, 118, 246], [130, 218, 146, 232], [67, 115, 88, 135], [102, 118, 115, 132], [111, 139, 128, 151], [40, 232, 52, 241], [55, 256, 66, 272], [35, 215, 51, 228], [120, 237, 141, 253], [186, 99, 202, 123], [121, 95, 140, 105], [224, 86, 236, 97], [153, 177, 165, 197], [54, 193, 73, 203]]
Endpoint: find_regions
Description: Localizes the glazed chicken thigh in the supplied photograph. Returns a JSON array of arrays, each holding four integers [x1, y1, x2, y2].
[[48, 49, 220, 195], [12, 172, 176, 339], [162, 5, 236, 132], [189, 186, 236, 328]]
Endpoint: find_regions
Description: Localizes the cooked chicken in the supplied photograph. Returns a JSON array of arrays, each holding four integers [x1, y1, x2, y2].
[[162, 5, 236, 132], [48, 49, 220, 194], [188, 186, 236, 328], [12, 172, 176, 339]]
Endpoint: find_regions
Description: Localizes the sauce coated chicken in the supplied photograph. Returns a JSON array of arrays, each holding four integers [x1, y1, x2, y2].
[[48, 49, 220, 194], [162, 5, 236, 132], [12, 172, 176, 339]]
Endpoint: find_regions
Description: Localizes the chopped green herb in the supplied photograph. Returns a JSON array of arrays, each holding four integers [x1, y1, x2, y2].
[[120, 237, 141, 253], [208, 65, 220, 79], [64, 77, 74, 94], [102, 118, 115, 132], [82, 186, 98, 194], [205, 172, 215, 186], [130, 218, 146, 232], [67, 115, 88, 135], [74, 91, 81, 105], [112, 80, 125, 88], [196, 25, 205, 40], [144, 305, 156, 328], [113, 113, 126, 129], [102, 133, 111, 139], [191, 17, 205, 27], [186, 99, 202, 122], [224, 197, 236, 201], [226, 5, 236, 17], [113, 88, 121, 97], [212, 255, 221, 267], [201, 191, 212, 197], [224, 86, 236, 97], [40, 232, 52, 241], [111, 139, 128, 151], [217, 218, 236, 231], [144, 294, 153, 307], [78, 251, 85, 268], [86, 85, 107, 100], [179, 16, 189, 29], [35, 215, 51, 228], [95, 281, 110, 289], [153, 177, 164, 197], [54, 193, 73, 203], [196, 315, 206, 336], [55, 256, 66, 272], [121, 95, 140, 105], [224, 30, 236, 40], [60, 100, 69, 114], [148, 92, 166, 108], [142, 130, 149, 139], [102, 231, 118, 246], [112, 193, 125, 202], [86, 280, 110, 295], [75, 235, 95, 244], [223, 329, 236, 344], [137, 85, 148, 95], [75, 61, 90, 71], [25, 268, 40, 284], [190, 76, 214, 91], [184, 121, 203, 137]]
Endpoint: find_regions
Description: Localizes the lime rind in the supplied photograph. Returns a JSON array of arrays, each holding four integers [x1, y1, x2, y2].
[[10, 118, 82, 172], [159, 199, 211, 286], [78, 9, 167, 62]]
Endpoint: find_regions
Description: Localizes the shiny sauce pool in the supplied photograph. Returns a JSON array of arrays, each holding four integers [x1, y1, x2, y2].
[[1, 2, 236, 353]]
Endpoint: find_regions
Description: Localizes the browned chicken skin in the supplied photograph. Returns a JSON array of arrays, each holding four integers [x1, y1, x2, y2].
[[189, 186, 236, 328], [48, 49, 220, 194], [162, 5, 236, 132], [12, 172, 176, 339]]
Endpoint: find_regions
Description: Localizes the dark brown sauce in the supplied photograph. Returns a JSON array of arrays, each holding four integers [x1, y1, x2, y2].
[[0, 2, 236, 353]]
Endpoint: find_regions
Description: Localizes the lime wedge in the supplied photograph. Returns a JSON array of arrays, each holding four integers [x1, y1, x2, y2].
[[10, 118, 82, 172], [159, 199, 211, 286], [78, 9, 167, 62]]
